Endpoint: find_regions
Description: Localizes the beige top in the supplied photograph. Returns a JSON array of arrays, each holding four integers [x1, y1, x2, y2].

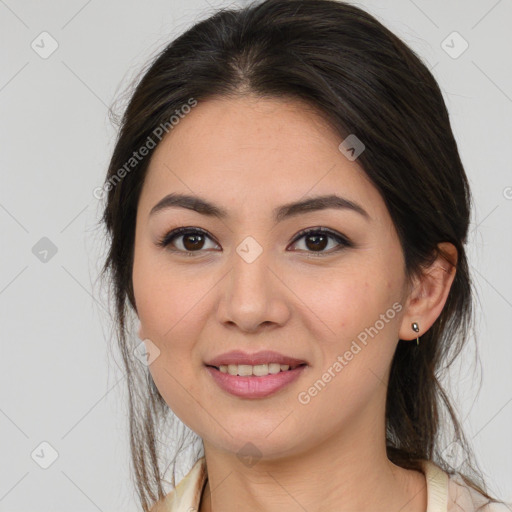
[[151, 457, 508, 512]]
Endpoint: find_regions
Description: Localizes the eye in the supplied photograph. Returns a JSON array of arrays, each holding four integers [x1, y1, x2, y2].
[[157, 226, 352, 257], [288, 227, 352, 256], [156, 227, 220, 255]]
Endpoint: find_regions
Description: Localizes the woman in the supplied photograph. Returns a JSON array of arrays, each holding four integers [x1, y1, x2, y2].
[[99, 0, 508, 510]]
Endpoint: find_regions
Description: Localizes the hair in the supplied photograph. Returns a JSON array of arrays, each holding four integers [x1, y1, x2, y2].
[[97, 0, 505, 510]]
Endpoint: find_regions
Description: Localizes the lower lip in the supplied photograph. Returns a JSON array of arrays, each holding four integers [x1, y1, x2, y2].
[[205, 365, 307, 399]]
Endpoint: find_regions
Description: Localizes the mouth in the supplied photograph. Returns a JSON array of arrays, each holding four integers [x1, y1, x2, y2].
[[204, 349, 309, 378], [205, 362, 308, 377], [205, 361, 308, 398]]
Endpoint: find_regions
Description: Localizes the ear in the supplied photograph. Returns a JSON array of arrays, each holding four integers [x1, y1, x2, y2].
[[398, 242, 458, 341]]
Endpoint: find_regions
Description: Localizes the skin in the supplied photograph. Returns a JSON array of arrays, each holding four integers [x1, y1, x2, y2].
[[132, 94, 457, 512]]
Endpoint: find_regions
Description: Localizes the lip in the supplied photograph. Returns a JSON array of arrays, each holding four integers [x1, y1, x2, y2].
[[206, 364, 307, 399], [205, 350, 308, 368]]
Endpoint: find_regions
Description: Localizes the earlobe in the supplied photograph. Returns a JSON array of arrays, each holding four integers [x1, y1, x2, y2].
[[398, 242, 458, 342]]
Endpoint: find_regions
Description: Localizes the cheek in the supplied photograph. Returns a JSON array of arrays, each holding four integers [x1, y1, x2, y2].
[[133, 245, 201, 341], [294, 269, 393, 339], [293, 269, 400, 382], [292, 277, 400, 439], [132, 248, 212, 376], [132, 253, 208, 427]]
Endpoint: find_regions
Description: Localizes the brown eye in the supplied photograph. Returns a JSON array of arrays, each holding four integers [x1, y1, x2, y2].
[[156, 227, 220, 254], [156, 226, 352, 257], [288, 228, 352, 255]]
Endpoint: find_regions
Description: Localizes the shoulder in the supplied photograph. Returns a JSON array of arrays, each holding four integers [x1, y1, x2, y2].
[[149, 457, 207, 512], [420, 459, 509, 512], [446, 472, 510, 512]]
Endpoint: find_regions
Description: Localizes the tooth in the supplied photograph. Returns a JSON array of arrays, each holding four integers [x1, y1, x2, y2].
[[237, 364, 253, 376], [219, 363, 295, 376], [268, 363, 281, 374], [252, 364, 269, 376]]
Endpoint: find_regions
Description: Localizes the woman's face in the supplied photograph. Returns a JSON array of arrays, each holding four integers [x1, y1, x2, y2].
[[132, 95, 413, 460]]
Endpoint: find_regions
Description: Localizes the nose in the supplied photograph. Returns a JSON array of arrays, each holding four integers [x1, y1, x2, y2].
[[216, 245, 291, 333]]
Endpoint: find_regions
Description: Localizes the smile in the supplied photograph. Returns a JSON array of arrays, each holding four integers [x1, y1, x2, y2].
[[205, 364, 308, 398], [211, 362, 306, 377]]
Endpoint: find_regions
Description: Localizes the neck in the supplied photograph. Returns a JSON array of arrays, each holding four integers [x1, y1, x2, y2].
[[198, 409, 427, 512]]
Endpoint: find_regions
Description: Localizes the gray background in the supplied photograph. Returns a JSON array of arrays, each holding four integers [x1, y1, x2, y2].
[[1, 0, 511, 510]]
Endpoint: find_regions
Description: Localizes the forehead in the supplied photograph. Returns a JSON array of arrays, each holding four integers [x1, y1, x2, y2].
[[141, 95, 386, 222], [153, 94, 342, 164]]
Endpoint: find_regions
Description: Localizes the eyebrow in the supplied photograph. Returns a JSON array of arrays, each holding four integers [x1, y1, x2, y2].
[[149, 192, 371, 222]]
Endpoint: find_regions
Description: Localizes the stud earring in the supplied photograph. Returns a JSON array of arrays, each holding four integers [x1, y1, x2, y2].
[[411, 322, 420, 346]]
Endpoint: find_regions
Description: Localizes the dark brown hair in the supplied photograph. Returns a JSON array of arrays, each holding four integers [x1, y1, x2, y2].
[[97, 0, 505, 510]]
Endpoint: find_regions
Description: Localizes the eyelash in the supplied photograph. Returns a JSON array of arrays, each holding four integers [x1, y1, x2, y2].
[[155, 226, 353, 257]]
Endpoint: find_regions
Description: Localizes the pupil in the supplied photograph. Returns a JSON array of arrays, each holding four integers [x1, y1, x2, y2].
[[184, 234, 204, 251], [306, 234, 327, 251]]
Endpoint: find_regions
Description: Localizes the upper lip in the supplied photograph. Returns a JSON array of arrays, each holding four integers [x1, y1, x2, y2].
[[205, 350, 308, 368]]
